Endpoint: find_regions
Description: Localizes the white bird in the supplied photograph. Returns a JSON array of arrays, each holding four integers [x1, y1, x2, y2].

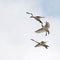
[[35, 21, 50, 36], [26, 12, 45, 26], [31, 39, 49, 49]]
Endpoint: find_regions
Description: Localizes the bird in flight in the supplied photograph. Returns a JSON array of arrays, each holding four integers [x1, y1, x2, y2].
[[26, 12, 45, 26], [35, 21, 50, 36], [31, 39, 49, 49]]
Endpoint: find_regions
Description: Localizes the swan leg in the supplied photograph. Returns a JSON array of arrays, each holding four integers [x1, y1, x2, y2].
[[48, 30, 50, 34], [45, 32, 47, 36], [45, 30, 50, 36]]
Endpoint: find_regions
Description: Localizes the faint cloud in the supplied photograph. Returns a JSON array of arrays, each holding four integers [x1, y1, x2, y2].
[[39, 0, 60, 17]]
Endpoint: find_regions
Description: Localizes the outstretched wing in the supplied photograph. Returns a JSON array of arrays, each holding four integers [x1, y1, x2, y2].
[[35, 28, 45, 33], [36, 16, 45, 18], [31, 39, 39, 43], [43, 44, 49, 49], [26, 12, 33, 16], [45, 21, 50, 28], [35, 43, 41, 47]]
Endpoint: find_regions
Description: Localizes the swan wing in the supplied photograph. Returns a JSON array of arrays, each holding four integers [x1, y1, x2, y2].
[[35, 43, 41, 47], [35, 28, 45, 33], [31, 39, 39, 43], [45, 21, 50, 28]]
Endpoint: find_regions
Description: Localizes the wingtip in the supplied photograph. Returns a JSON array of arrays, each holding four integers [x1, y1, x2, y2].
[[31, 39, 35, 41], [35, 31, 40, 33], [26, 12, 29, 14], [31, 39, 33, 40], [35, 30, 38, 33]]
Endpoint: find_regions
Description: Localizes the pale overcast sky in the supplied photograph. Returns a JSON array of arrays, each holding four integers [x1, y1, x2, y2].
[[0, 0, 60, 60]]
